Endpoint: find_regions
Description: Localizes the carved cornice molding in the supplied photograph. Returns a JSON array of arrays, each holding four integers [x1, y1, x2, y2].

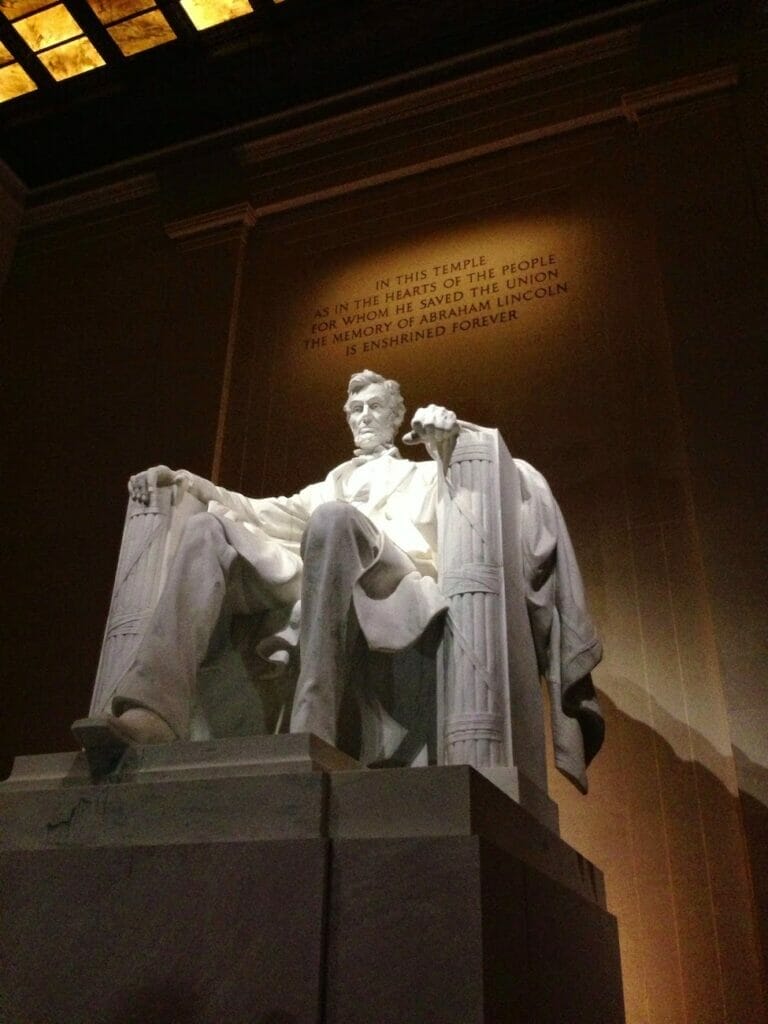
[[237, 28, 638, 166], [239, 63, 740, 226], [164, 202, 258, 251], [22, 173, 159, 228], [249, 110, 619, 223], [621, 66, 739, 123], [7, 55, 739, 243]]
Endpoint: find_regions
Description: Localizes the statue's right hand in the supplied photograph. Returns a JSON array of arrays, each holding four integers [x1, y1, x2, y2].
[[128, 465, 178, 505]]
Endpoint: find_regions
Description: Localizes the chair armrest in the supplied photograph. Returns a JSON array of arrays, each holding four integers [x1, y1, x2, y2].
[[88, 484, 205, 716]]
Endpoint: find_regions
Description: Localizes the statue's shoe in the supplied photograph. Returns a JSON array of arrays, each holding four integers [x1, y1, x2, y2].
[[105, 708, 176, 745], [72, 709, 176, 776]]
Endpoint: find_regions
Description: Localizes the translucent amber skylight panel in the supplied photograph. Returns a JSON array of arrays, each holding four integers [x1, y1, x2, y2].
[[0, 61, 36, 99], [87, 0, 152, 25], [108, 8, 174, 54], [181, 0, 251, 30], [37, 35, 104, 78], [0, 41, 13, 63], [0, 0, 52, 22], [14, 4, 81, 50]]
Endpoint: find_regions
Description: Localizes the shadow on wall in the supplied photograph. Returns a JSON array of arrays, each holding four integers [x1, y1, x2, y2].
[[736, 756, 768, 999], [553, 685, 768, 1024]]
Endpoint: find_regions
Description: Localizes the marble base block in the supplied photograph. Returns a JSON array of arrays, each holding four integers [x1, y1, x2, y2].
[[327, 835, 624, 1024], [0, 840, 328, 1024], [0, 737, 624, 1023]]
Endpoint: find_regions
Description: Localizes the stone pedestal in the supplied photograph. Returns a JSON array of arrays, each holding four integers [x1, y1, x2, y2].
[[0, 737, 624, 1024]]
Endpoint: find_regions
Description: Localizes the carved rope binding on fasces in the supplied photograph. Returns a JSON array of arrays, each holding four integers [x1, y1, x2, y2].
[[89, 484, 203, 716], [437, 426, 507, 769]]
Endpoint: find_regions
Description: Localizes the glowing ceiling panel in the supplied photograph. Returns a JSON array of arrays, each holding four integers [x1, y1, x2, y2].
[[37, 34, 104, 78], [87, 0, 153, 24], [0, 60, 37, 99], [0, 0, 267, 103], [0, 0, 52, 19], [108, 8, 174, 54], [14, 4, 82, 50], [180, 0, 251, 31]]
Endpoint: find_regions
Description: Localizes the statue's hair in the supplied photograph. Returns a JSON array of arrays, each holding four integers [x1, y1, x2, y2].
[[344, 369, 406, 431]]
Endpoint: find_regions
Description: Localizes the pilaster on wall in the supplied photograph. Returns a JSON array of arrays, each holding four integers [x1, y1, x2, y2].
[[164, 202, 258, 486], [0, 161, 25, 295]]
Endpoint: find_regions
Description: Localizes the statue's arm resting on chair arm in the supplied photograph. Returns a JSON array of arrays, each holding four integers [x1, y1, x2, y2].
[[128, 463, 314, 543]]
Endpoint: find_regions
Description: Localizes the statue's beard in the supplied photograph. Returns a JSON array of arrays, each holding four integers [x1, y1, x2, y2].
[[354, 428, 394, 451]]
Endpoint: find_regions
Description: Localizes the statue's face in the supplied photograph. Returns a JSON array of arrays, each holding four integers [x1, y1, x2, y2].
[[346, 383, 397, 453]]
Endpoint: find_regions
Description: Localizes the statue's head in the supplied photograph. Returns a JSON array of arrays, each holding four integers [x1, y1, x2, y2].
[[344, 369, 406, 453]]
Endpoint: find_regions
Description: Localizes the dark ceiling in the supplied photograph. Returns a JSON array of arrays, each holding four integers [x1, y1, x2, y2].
[[0, 0, 719, 189]]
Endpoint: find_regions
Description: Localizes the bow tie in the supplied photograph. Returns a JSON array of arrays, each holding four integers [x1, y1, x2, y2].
[[351, 445, 400, 460]]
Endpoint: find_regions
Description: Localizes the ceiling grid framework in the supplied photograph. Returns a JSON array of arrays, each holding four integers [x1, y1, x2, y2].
[[0, 0, 753, 190], [0, 0, 271, 99]]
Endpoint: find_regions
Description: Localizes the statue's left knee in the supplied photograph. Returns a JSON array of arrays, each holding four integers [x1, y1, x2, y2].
[[306, 501, 358, 534], [302, 501, 373, 555]]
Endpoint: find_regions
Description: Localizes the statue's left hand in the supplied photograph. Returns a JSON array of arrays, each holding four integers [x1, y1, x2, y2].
[[403, 405, 460, 463], [128, 465, 194, 506]]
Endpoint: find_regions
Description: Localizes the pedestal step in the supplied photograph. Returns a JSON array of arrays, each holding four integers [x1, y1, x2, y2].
[[0, 737, 624, 1023]]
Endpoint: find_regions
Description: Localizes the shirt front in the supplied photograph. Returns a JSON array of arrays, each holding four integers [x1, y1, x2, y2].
[[340, 445, 400, 509]]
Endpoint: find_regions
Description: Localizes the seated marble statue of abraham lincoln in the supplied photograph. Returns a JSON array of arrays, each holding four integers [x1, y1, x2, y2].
[[77, 368, 604, 793], [93, 369, 460, 750]]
